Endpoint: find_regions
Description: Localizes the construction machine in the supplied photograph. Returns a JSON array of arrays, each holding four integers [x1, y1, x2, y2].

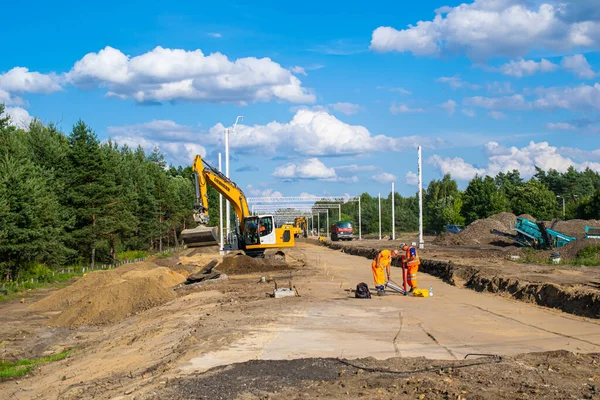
[[180, 155, 295, 257], [491, 217, 576, 250], [293, 217, 308, 238]]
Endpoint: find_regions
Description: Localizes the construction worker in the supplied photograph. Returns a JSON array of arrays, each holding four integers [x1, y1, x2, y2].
[[400, 243, 420, 292], [371, 249, 399, 296]]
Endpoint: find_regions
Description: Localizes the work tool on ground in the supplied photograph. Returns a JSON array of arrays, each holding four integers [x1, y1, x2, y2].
[[181, 155, 295, 257], [385, 261, 408, 295], [491, 217, 576, 249]]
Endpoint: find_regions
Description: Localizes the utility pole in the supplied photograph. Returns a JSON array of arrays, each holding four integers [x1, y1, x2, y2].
[[557, 195, 565, 218], [218, 153, 224, 253], [391, 182, 395, 241], [358, 195, 361, 240], [338, 204, 341, 221], [418, 146, 424, 249], [378, 192, 382, 240], [326, 210, 329, 238], [225, 116, 243, 243]]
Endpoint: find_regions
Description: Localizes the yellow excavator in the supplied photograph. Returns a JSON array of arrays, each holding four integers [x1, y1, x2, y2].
[[180, 155, 295, 257], [292, 217, 308, 238]]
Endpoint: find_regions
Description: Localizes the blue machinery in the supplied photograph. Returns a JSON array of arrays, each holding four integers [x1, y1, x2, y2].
[[492, 217, 577, 250], [585, 226, 600, 239]]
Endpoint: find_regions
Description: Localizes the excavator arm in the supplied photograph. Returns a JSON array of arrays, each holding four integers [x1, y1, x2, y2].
[[192, 155, 251, 233]]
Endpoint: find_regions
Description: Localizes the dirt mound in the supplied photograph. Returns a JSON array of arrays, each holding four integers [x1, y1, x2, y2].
[[550, 219, 600, 239], [32, 263, 186, 327], [217, 253, 291, 274], [434, 212, 517, 246]]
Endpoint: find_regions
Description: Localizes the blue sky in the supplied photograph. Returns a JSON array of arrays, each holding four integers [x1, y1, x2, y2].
[[2, 0, 600, 197]]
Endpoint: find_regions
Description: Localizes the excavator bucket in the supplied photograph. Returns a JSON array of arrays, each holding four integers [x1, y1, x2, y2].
[[181, 225, 219, 248]]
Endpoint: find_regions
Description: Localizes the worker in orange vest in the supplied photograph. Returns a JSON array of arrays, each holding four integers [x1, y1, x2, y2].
[[401, 244, 420, 292], [371, 249, 399, 296]]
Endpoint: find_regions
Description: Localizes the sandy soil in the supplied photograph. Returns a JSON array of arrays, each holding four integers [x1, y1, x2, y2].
[[2, 243, 600, 400]]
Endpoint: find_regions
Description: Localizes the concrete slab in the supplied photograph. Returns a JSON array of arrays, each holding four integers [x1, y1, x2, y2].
[[178, 243, 600, 374]]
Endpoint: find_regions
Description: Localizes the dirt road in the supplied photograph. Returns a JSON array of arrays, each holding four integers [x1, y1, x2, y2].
[[173, 242, 600, 375], [2, 242, 600, 399]]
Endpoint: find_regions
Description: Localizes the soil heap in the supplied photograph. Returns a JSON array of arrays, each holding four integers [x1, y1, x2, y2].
[[31, 262, 186, 327], [216, 253, 292, 274], [434, 212, 517, 246]]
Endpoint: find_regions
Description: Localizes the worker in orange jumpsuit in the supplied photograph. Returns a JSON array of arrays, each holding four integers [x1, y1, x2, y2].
[[401, 244, 420, 292], [371, 249, 399, 296]]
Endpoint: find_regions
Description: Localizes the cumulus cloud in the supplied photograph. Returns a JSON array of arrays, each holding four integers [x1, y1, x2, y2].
[[547, 122, 577, 130], [208, 109, 442, 156], [4, 106, 33, 129], [440, 99, 457, 115], [246, 185, 283, 198], [390, 103, 425, 114], [499, 58, 558, 77], [561, 54, 596, 78], [429, 155, 486, 180], [430, 141, 600, 180], [335, 164, 377, 172], [370, 1, 600, 60], [405, 171, 419, 186], [329, 102, 361, 115], [435, 76, 481, 90], [105, 120, 207, 166], [488, 111, 507, 120], [208, 32, 222, 38], [0, 67, 62, 94], [372, 172, 397, 184], [462, 108, 476, 117], [273, 158, 337, 180], [464, 94, 528, 110], [66, 46, 315, 104], [290, 66, 307, 75]]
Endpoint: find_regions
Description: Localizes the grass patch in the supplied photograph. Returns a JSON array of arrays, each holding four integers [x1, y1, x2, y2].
[[156, 251, 173, 258], [0, 349, 71, 379], [117, 250, 149, 261]]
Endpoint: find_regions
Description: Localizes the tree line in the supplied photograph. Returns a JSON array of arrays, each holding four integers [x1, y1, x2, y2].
[[321, 167, 600, 235], [0, 105, 197, 281]]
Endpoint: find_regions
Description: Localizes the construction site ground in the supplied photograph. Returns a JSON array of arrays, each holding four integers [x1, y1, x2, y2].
[[2, 241, 600, 399]]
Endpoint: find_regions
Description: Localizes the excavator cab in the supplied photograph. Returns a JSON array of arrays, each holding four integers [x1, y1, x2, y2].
[[244, 215, 276, 245]]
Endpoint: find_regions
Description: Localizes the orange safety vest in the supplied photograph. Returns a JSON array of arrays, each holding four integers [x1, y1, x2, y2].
[[405, 246, 420, 267]]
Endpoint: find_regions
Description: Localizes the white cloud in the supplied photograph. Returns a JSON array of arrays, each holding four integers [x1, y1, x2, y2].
[[208, 32, 222, 38], [329, 102, 361, 115], [246, 185, 283, 198], [377, 86, 412, 94], [488, 110, 507, 120], [464, 94, 528, 110], [372, 172, 397, 184], [430, 141, 600, 181], [405, 171, 419, 186], [440, 99, 457, 115], [429, 155, 486, 180], [370, 1, 600, 60], [390, 103, 425, 114], [4, 107, 33, 130], [208, 109, 442, 156], [105, 120, 206, 166], [0, 67, 62, 93], [547, 122, 577, 130], [499, 58, 558, 77], [273, 158, 337, 180], [486, 81, 514, 94], [335, 164, 377, 172], [66, 46, 315, 104], [290, 66, 307, 76], [561, 54, 596, 79], [436, 76, 481, 90], [462, 108, 476, 117]]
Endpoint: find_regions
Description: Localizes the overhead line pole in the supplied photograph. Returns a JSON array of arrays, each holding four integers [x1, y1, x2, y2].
[[378, 192, 382, 241], [392, 182, 395, 241], [218, 153, 224, 253], [418, 146, 424, 249]]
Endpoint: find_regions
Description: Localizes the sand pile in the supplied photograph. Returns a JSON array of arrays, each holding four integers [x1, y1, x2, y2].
[[550, 219, 600, 239], [435, 212, 517, 246], [32, 262, 186, 327], [216, 253, 291, 274]]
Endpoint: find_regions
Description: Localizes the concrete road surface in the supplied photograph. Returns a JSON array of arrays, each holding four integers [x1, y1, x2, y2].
[[179, 242, 600, 373]]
